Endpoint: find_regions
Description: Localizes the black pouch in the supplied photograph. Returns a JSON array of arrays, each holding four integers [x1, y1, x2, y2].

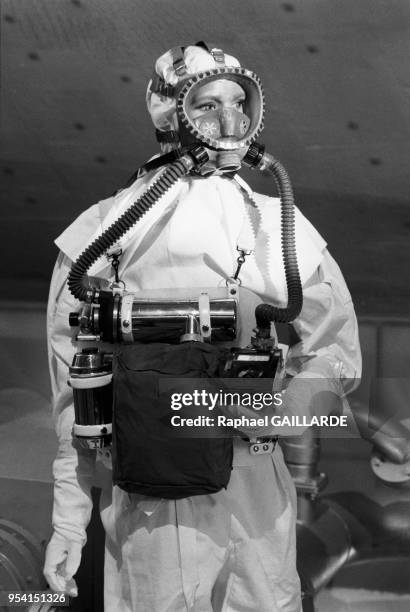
[[112, 342, 233, 499]]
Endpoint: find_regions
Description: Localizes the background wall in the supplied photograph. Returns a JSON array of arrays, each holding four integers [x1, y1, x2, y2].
[[1, 0, 409, 314]]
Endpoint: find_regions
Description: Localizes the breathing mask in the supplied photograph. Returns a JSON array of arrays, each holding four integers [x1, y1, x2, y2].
[[148, 44, 265, 174]]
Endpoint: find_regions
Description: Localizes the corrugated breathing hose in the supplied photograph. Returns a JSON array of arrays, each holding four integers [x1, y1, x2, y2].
[[68, 151, 205, 302], [249, 149, 303, 325]]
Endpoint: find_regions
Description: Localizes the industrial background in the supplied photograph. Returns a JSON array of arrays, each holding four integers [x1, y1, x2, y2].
[[0, 1, 409, 611]]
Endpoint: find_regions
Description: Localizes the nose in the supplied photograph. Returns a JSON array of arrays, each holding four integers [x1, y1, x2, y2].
[[219, 109, 236, 138]]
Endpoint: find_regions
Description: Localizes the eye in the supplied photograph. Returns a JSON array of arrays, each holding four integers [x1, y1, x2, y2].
[[196, 102, 216, 112], [234, 99, 245, 111]]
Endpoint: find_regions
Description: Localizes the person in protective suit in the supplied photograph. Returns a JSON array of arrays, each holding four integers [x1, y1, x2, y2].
[[44, 43, 361, 612]]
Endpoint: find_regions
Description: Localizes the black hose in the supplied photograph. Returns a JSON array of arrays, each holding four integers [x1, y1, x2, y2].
[[255, 154, 303, 325], [68, 156, 196, 301]]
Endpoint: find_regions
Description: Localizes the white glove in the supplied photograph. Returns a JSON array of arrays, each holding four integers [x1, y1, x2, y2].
[[43, 531, 83, 596]]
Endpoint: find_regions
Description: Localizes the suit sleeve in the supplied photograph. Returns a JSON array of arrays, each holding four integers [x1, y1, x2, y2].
[[47, 252, 96, 545], [286, 248, 362, 394]]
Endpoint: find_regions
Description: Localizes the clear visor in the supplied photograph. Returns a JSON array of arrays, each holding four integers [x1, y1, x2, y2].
[[176, 67, 265, 151]]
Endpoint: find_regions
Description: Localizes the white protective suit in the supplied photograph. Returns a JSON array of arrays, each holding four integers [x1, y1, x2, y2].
[[45, 43, 361, 612], [46, 170, 361, 612]]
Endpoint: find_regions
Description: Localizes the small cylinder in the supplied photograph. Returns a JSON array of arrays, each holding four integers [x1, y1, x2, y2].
[[69, 349, 113, 449]]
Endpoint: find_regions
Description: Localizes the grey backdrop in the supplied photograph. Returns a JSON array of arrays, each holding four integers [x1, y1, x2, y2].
[[1, 0, 409, 314]]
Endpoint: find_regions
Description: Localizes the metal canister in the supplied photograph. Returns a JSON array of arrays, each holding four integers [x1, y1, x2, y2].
[[69, 348, 113, 449]]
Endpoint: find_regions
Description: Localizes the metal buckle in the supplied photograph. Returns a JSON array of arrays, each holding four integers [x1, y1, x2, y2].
[[248, 437, 278, 456], [232, 247, 253, 282], [211, 48, 225, 65], [173, 56, 187, 78]]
